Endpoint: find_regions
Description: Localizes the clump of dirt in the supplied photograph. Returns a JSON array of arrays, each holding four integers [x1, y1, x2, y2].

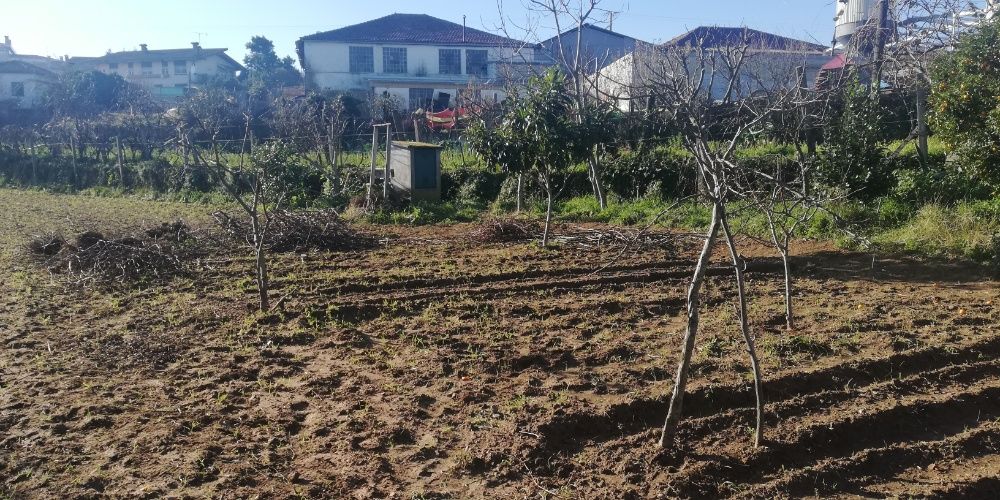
[[470, 217, 541, 243], [27, 227, 192, 287], [213, 210, 377, 253]]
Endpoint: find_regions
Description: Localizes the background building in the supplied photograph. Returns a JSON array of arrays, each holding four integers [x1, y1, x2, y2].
[[70, 43, 244, 100], [0, 35, 63, 109], [296, 14, 542, 110]]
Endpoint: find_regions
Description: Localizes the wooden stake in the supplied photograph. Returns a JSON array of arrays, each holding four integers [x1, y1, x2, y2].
[[367, 126, 378, 209], [383, 125, 391, 205]]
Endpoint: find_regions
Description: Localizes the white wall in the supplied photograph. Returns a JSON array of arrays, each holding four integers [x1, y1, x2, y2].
[[597, 48, 828, 110], [303, 40, 531, 98]]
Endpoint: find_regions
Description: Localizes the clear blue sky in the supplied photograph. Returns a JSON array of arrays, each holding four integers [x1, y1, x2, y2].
[[4, 0, 838, 64]]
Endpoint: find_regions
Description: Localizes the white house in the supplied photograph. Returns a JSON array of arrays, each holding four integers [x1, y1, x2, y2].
[[70, 43, 244, 100], [0, 36, 62, 109], [296, 14, 542, 110], [597, 27, 829, 111]]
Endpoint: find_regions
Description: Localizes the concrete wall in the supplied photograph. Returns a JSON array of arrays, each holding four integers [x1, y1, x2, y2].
[[0, 73, 53, 108]]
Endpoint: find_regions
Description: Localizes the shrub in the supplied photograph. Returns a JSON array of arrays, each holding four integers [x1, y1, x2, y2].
[[603, 144, 694, 200], [877, 202, 1000, 261]]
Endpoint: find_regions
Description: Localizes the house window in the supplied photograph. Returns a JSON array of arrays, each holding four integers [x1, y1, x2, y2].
[[466, 50, 488, 77], [161, 61, 170, 77], [141, 61, 154, 76], [408, 88, 434, 110], [439, 49, 461, 75], [174, 61, 187, 75], [109, 63, 119, 72], [349, 46, 374, 73], [383, 47, 407, 74], [11, 82, 25, 97], [127, 62, 134, 75]]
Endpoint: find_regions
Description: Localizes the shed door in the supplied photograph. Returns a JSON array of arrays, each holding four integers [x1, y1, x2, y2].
[[411, 149, 438, 189]]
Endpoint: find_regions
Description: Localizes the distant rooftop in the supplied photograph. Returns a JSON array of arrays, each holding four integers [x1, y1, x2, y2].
[[667, 26, 827, 53], [70, 44, 244, 70], [0, 60, 57, 77], [298, 13, 529, 47]]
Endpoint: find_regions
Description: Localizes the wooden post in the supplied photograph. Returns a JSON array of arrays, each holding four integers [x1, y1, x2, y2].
[[367, 126, 378, 209], [328, 122, 340, 195], [413, 118, 421, 142], [30, 140, 38, 185], [383, 125, 391, 205]]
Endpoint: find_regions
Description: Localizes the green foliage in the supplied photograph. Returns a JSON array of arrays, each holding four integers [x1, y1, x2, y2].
[[467, 69, 607, 181], [820, 80, 891, 200], [877, 202, 1000, 261], [247, 142, 323, 208], [929, 18, 1000, 190], [244, 36, 302, 99], [602, 142, 695, 200], [557, 195, 712, 228]]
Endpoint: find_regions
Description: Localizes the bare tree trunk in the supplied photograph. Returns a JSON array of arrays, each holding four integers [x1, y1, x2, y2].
[[588, 152, 607, 210], [255, 244, 270, 312], [916, 84, 929, 166], [660, 203, 721, 447], [780, 247, 793, 330], [251, 215, 270, 312], [541, 172, 553, 247], [719, 209, 764, 448], [116, 136, 125, 188]]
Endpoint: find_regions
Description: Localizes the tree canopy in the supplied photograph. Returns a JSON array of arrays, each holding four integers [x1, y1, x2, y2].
[[929, 18, 1000, 189], [244, 36, 303, 98]]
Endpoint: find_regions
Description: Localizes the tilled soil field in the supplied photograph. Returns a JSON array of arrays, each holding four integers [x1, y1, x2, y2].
[[1, 190, 998, 498]]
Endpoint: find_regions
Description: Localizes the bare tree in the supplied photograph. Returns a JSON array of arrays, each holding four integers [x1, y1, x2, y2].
[[631, 29, 824, 447]]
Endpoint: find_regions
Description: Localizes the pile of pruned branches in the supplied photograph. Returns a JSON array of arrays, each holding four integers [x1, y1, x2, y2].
[[470, 217, 542, 243], [212, 209, 375, 253], [552, 226, 681, 250], [26, 224, 196, 287]]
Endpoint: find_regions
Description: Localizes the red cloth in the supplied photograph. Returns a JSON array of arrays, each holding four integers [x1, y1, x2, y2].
[[426, 108, 468, 130]]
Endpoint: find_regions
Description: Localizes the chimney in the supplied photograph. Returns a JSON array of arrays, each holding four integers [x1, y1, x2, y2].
[[3, 36, 10, 47], [140, 43, 148, 52], [462, 16, 467, 42], [191, 41, 201, 49]]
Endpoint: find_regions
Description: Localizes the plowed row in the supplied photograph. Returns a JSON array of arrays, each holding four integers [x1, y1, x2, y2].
[[0, 190, 997, 498]]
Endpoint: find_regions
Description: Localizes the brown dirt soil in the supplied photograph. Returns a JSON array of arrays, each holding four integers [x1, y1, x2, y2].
[[1, 189, 999, 499]]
